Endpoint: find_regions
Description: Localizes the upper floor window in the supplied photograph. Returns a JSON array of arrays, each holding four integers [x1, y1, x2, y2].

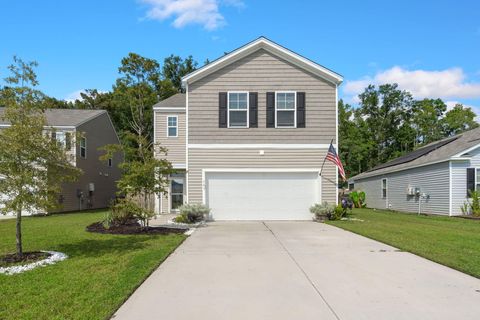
[[167, 116, 178, 137], [276, 92, 296, 128], [228, 92, 248, 128], [52, 131, 72, 150], [108, 158, 113, 167], [80, 137, 87, 159]]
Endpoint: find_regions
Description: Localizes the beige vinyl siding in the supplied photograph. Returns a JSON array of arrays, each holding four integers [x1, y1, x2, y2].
[[154, 111, 186, 167], [355, 161, 450, 215], [188, 49, 336, 144], [187, 148, 336, 205], [54, 113, 122, 212]]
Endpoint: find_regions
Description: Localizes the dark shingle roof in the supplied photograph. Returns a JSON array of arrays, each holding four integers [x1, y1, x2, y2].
[[0, 107, 106, 127], [153, 93, 186, 109], [351, 127, 480, 180]]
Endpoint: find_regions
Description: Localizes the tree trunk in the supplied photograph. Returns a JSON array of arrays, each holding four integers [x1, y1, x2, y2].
[[16, 209, 23, 258]]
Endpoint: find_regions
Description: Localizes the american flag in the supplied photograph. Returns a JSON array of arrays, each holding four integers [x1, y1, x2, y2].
[[325, 143, 347, 181]]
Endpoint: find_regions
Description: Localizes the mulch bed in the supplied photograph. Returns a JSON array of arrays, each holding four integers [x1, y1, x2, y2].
[[86, 221, 187, 235], [0, 251, 52, 267]]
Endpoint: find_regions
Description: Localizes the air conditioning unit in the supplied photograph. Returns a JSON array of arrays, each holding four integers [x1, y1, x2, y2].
[[407, 186, 420, 196]]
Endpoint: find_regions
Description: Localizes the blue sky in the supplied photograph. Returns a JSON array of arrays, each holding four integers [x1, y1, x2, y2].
[[1, 0, 479, 112]]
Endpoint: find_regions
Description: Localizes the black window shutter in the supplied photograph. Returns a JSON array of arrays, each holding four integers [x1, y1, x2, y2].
[[219, 92, 227, 128], [249, 92, 258, 128], [467, 168, 475, 197], [297, 92, 306, 128], [266, 92, 275, 128]]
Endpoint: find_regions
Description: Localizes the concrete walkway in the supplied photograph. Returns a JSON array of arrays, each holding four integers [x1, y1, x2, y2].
[[112, 222, 480, 320]]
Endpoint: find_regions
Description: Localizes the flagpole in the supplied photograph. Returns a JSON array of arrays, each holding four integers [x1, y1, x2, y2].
[[319, 139, 334, 176]]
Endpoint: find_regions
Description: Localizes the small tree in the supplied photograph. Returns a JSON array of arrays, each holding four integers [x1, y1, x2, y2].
[[0, 57, 81, 257]]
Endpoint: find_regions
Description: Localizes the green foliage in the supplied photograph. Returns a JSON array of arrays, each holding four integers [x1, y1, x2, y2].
[[310, 202, 335, 221], [443, 104, 479, 136], [104, 199, 137, 227], [0, 211, 186, 320], [0, 57, 81, 256], [177, 203, 211, 223], [462, 190, 480, 216], [173, 214, 190, 224], [331, 204, 348, 221], [349, 191, 366, 208], [339, 85, 479, 178]]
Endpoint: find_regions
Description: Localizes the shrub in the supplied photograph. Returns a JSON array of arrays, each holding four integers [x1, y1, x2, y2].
[[105, 198, 155, 228], [105, 199, 137, 228], [350, 191, 366, 208], [176, 203, 211, 223], [310, 202, 335, 221], [331, 204, 348, 221], [462, 190, 480, 216]]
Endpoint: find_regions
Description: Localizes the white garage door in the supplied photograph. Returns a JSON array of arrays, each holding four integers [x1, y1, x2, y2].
[[205, 171, 320, 220]]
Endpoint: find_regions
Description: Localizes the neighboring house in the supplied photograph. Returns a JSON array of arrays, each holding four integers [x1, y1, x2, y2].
[[349, 127, 480, 216], [153, 37, 343, 220], [0, 108, 122, 214]]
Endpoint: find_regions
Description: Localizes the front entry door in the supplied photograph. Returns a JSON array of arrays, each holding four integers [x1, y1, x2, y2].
[[170, 175, 184, 211]]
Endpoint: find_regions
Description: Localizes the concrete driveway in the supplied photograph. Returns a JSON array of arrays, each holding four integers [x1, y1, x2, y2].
[[112, 222, 480, 320]]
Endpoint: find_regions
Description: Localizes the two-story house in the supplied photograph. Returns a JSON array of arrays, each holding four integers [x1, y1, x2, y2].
[[153, 37, 343, 220], [0, 108, 122, 214]]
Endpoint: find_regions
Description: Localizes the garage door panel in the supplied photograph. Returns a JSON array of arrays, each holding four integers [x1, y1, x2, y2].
[[206, 172, 319, 220]]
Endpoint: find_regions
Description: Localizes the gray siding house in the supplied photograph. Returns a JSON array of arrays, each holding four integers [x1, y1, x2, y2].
[[153, 37, 343, 220], [0, 108, 122, 214], [350, 127, 480, 216]]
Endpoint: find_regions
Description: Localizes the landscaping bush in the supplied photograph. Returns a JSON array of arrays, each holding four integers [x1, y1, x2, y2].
[[462, 190, 480, 216], [105, 198, 155, 228], [105, 199, 137, 227], [331, 204, 349, 220], [175, 203, 211, 223], [310, 202, 335, 221], [350, 191, 367, 208]]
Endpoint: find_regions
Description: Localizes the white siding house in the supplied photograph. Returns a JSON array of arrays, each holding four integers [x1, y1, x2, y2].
[[350, 127, 480, 216]]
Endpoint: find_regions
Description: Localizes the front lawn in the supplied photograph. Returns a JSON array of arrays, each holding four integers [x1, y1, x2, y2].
[[327, 208, 480, 278], [0, 211, 186, 320]]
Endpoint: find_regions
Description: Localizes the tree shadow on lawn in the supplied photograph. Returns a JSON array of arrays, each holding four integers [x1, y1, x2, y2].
[[54, 236, 154, 258]]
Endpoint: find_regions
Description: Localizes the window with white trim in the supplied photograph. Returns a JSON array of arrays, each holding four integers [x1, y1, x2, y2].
[[167, 116, 178, 137], [382, 178, 387, 199], [80, 137, 87, 159], [276, 92, 296, 128], [228, 92, 248, 128]]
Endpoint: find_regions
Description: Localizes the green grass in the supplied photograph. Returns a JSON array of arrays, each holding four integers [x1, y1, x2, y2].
[[327, 208, 480, 278], [0, 211, 186, 320]]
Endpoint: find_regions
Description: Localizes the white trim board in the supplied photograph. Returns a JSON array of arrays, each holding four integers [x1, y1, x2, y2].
[[188, 144, 334, 149], [182, 37, 343, 86]]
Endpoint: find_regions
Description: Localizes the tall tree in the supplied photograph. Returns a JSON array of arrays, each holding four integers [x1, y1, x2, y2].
[[412, 99, 447, 144], [162, 55, 198, 92], [113, 53, 162, 152], [443, 103, 479, 136], [0, 57, 81, 257], [358, 84, 414, 165]]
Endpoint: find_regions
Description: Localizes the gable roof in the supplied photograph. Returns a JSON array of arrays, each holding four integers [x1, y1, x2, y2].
[[153, 93, 186, 110], [0, 107, 106, 127], [181, 37, 343, 86], [351, 126, 480, 181]]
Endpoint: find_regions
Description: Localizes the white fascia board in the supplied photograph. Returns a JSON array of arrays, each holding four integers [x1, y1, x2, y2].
[[188, 144, 333, 149], [182, 37, 343, 86], [0, 124, 76, 129], [203, 168, 321, 173]]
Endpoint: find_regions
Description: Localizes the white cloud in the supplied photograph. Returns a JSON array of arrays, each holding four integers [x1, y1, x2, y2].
[[140, 0, 244, 30], [344, 66, 480, 102], [64, 90, 85, 103]]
